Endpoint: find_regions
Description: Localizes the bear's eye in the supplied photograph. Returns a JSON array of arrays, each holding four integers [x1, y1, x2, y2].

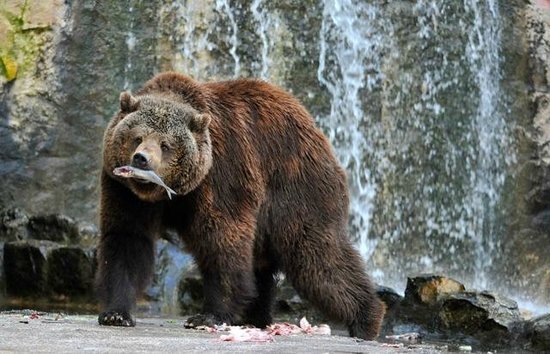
[[161, 142, 170, 152], [133, 137, 142, 145]]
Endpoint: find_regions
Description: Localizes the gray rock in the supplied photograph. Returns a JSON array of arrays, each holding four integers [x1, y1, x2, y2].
[[404, 275, 466, 307], [46, 246, 95, 297], [0, 207, 29, 241], [28, 214, 80, 243], [437, 291, 522, 345], [386, 275, 466, 334], [525, 313, 550, 351], [377, 285, 403, 310], [376, 285, 404, 334], [3, 240, 60, 296], [177, 268, 203, 315]]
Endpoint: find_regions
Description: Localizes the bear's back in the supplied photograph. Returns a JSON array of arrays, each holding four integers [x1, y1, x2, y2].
[[203, 78, 338, 178]]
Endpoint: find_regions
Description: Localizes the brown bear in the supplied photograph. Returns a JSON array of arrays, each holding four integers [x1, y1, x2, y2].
[[96, 72, 385, 340]]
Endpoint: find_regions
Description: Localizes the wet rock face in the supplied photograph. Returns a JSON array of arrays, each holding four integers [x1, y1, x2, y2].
[[145, 238, 196, 314], [514, 0, 550, 306]]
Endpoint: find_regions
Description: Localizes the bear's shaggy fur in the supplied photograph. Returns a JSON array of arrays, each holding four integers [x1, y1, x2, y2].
[[96, 72, 385, 339]]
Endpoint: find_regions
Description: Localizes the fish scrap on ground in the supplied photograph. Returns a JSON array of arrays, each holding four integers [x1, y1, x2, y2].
[[193, 317, 331, 343]]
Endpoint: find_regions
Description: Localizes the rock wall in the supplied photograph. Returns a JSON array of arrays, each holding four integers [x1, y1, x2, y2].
[[512, 1, 550, 306], [0, 0, 159, 220]]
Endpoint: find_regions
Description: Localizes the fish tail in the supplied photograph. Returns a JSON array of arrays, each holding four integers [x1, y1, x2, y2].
[[166, 187, 177, 200]]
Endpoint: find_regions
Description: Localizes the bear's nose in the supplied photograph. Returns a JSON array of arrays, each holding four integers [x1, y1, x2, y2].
[[132, 152, 150, 169]]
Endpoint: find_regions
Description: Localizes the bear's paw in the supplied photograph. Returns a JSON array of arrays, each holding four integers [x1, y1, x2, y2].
[[184, 313, 227, 328], [98, 311, 135, 327]]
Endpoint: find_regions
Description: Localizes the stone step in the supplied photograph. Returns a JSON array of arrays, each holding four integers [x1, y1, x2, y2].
[[3, 240, 95, 298]]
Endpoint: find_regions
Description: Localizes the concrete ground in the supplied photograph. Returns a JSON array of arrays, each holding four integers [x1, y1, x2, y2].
[[0, 311, 456, 353]]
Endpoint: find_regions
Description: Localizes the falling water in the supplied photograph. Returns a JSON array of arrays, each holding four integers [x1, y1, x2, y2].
[[167, 0, 521, 299], [250, 0, 271, 79], [123, 5, 136, 90], [316, 0, 515, 292], [215, 0, 241, 78], [317, 0, 385, 269]]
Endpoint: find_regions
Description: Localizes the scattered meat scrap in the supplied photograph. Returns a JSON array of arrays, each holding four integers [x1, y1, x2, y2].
[[219, 327, 274, 342], [267, 317, 331, 336], [193, 317, 331, 343]]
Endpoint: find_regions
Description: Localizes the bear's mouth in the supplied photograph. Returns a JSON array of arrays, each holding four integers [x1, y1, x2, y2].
[[134, 178, 151, 184], [129, 178, 158, 193]]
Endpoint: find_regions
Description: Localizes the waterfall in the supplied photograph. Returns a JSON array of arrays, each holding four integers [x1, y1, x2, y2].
[[316, 0, 383, 267], [316, 0, 515, 292], [215, 0, 241, 78], [123, 4, 136, 90], [167, 0, 518, 297]]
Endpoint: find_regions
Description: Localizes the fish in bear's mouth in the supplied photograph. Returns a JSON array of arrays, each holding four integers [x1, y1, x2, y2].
[[113, 165, 177, 199]]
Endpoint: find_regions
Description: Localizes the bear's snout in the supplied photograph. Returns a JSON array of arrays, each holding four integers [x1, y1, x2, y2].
[[132, 152, 150, 170]]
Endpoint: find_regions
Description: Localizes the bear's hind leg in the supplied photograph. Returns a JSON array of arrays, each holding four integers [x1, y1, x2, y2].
[[279, 230, 385, 340]]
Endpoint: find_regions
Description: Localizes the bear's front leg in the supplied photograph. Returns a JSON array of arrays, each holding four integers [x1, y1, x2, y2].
[[183, 225, 257, 328], [96, 172, 160, 327], [96, 234, 155, 327]]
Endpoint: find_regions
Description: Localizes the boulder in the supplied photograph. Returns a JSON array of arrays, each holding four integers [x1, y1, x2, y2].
[[46, 246, 95, 297], [377, 285, 403, 310], [177, 269, 203, 315], [438, 291, 522, 345], [0, 207, 29, 241], [28, 214, 80, 243], [525, 313, 550, 351], [3, 240, 60, 296], [404, 275, 465, 307], [376, 285, 404, 334], [0, 207, 92, 244]]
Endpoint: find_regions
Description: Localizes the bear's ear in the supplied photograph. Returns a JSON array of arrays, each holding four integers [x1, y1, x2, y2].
[[120, 91, 140, 113], [189, 113, 211, 132]]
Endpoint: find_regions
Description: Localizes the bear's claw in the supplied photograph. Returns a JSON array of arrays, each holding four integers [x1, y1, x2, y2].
[[98, 311, 135, 327]]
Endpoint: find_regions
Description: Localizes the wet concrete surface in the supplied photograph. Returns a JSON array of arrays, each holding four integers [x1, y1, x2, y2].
[[0, 311, 455, 353]]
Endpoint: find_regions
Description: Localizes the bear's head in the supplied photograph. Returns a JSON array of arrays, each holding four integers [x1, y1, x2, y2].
[[103, 91, 212, 202]]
